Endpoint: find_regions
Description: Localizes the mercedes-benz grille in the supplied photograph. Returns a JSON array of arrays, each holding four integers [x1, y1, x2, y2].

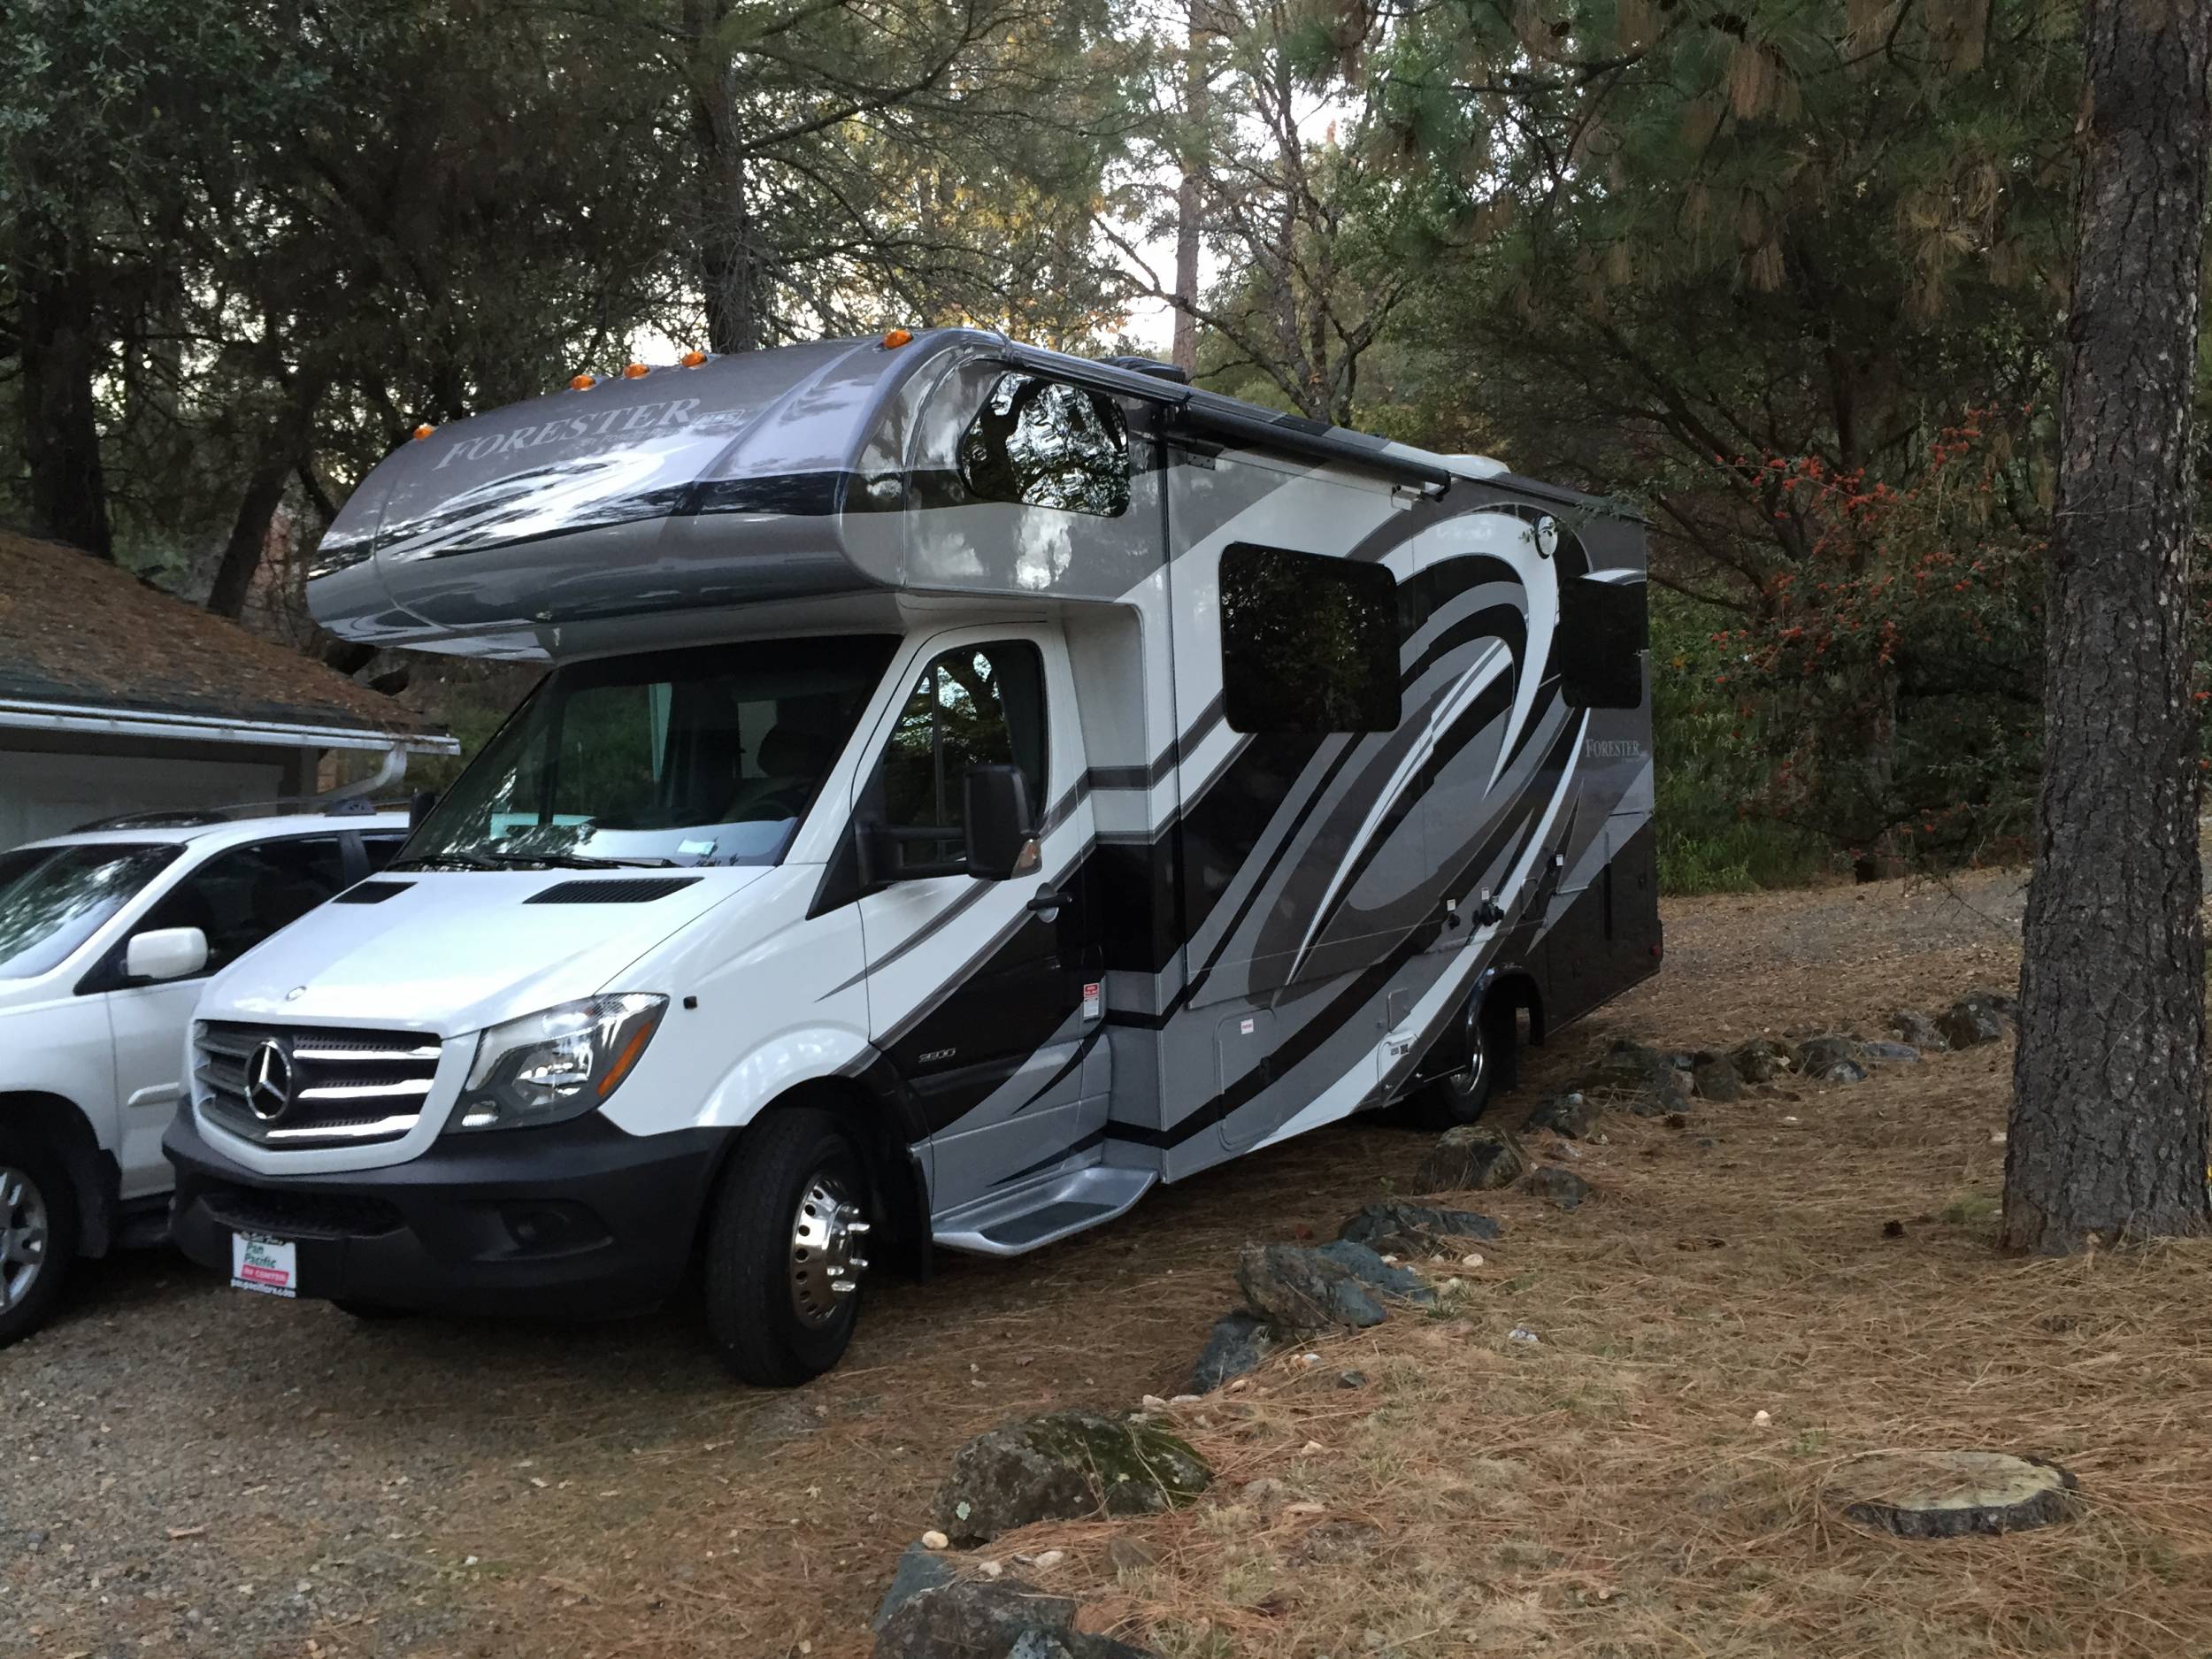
[[196, 1022, 442, 1148]]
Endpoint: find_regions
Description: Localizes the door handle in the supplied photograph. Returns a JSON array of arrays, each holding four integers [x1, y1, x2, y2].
[[1026, 886, 1070, 915]]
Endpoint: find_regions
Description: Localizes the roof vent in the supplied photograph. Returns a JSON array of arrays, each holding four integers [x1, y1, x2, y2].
[[335, 879, 413, 905], [1101, 355, 1191, 385], [524, 877, 703, 905]]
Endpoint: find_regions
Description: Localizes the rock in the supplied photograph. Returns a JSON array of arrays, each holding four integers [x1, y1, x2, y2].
[[1729, 1037, 1801, 1084], [1832, 1450, 2079, 1539], [1861, 1040, 1921, 1064], [1525, 1090, 1602, 1138], [935, 1410, 1211, 1545], [1573, 1041, 1689, 1115], [1337, 1369, 1369, 1389], [1184, 1309, 1274, 1394], [1798, 1035, 1870, 1082], [873, 1577, 1157, 1659], [1337, 1199, 1502, 1254], [1314, 1239, 1437, 1305], [1889, 1010, 1951, 1053], [874, 1541, 956, 1631], [1416, 1124, 1529, 1192], [1522, 1166, 1592, 1210], [1691, 1058, 1742, 1101], [1939, 992, 2015, 1049], [1105, 1535, 1158, 1574]]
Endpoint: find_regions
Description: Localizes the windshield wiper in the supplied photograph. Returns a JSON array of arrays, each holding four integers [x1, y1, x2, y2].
[[388, 852, 505, 872], [480, 850, 681, 871]]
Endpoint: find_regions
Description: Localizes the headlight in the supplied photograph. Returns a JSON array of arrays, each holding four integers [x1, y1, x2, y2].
[[451, 995, 667, 1133]]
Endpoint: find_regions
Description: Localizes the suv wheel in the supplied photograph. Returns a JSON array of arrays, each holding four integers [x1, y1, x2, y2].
[[703, 1108, 871, 1386], [0, 1129, 78, 1350]]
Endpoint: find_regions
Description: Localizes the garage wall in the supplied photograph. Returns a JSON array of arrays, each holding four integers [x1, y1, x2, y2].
[[0, 742, 301, 849]]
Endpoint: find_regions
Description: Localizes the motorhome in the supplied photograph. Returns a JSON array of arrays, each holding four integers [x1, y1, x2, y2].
[[165, 330, 1659, 1384]]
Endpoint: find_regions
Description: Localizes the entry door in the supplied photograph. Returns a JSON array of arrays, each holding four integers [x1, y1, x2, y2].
[[855, 630, 1108, 1217], [104, 831, 359, 1195]]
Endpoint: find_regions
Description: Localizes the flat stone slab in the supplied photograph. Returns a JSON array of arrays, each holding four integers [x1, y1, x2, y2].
[[1832, 1450, 2079, 1538]]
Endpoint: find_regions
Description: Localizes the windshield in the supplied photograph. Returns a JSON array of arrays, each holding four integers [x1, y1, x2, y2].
[[0, 841, 184, 980], [403, 635, 898, 869]]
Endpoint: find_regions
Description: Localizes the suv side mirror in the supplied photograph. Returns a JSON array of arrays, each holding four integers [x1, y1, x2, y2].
[[125, 926, 209, 983], [964, 765, 1039, 882]]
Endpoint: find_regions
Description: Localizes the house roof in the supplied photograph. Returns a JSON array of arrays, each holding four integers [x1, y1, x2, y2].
[[0, 530, 454, 752]]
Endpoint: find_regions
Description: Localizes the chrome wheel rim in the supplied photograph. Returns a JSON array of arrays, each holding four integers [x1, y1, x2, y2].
[[0, 1165, 50, 1315], [1455, 1022, 1488, 1098], [787, 1170, 869, 1327]]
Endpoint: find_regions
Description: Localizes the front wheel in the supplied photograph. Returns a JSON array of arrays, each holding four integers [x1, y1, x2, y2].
[[0, 1129, 79, 1351], [703, 1108, 872, 1386], [1405, 1003, 1508, 1129]]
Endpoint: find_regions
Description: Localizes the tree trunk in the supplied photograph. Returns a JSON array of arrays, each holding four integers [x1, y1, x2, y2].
[[2006, 0, 2212, 1252], [205, 370, 331, 619], [686, 0, 762, 355], [16, 228, 113, 560], [1170, 0, 1207, 376]]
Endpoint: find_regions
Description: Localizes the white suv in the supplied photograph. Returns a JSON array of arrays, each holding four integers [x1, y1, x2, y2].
[[0, 803, 409, 1347]]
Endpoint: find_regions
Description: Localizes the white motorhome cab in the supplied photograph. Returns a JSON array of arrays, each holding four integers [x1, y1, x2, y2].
[[165, 332, 1658, 1385], [0, 803, 407, 1345]]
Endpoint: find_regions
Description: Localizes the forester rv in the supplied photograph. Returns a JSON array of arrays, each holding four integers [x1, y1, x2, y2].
[[165, 329, 1659, 1384]]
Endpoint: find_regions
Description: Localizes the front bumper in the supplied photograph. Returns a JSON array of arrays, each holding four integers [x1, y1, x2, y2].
[[165, 1108, 726, 1319]]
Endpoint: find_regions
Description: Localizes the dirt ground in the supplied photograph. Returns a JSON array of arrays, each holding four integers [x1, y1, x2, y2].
[[12, 866, 2211, 1659]]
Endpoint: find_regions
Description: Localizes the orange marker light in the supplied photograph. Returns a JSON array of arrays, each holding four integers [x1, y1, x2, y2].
[[881, 327, 914, 349], [680, 349, 708, 367], [412, 424, 435, 442], [569, 373, 596, 390], [596, 1025, 656, 1099], [622, 362, 649, 380]]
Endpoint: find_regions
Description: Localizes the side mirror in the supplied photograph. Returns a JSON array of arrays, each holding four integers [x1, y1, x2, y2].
[[963, 765, 1040, 882], [408, 789, 439, 831], [125, 926, 209, 983]]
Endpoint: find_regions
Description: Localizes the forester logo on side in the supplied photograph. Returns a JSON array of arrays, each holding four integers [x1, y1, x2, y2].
[[1583, 737, 1644, 760], [433, 398, 703, 470]]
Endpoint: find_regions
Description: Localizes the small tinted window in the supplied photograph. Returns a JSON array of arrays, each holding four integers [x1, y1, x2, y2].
[[880, 642, 1048, 856], [362, 833, 407, 872], [1558, 573, 1646, 710], [137, 835, 351, 978], [958, 373, 1131, 518], [1220, 544, 1402, 735]]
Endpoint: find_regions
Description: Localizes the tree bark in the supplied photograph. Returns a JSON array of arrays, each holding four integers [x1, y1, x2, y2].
[[205, 369, 331, 619], [2006, 0, 2212, 1252], [1170, 0, 1208, 376], [686, 0, 762, 355], [15, 227, 113, 559]]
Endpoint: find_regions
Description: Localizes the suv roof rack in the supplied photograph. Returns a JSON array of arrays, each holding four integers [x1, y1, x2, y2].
[[67, 795, 411, 834]]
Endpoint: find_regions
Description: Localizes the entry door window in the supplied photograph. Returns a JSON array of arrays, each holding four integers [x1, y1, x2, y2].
[[879, 642, 1048, 860], [134, 835, 351, 978]]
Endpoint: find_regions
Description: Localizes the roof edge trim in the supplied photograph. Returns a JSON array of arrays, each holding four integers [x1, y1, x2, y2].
[[0, 699, 461, 755]]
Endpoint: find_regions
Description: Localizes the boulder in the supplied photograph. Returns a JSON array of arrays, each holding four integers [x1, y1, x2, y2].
[[1521, 1166, 1593, 1210], [1183, 1309, 1273, 1394], [1729, 1037, 1801, 1084], [874, 1541, 956, 1631], [1573, 1040, 1690, 1115], [874, 1577, 1158, 1659], [935, 1410, 1211, 1545], [1337, 1199, 1502, 1254], [1889, 1010, 1951, 1053], [1939, 991, 2016, 1050], [1799, 1035, 1870, 1083], [1861, 1040, 1922, 1064], [1525, 1090, 1602, 1138], [1417, 1124, 1529, 1192], [1237, 1243, 1384, 1329], [1691, 1058, 1742, 1102], [1314, 1239, 1437, 1304]]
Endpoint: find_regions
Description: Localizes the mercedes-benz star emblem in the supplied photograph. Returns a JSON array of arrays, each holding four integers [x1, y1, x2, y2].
[[246, 1039, 296, 1124]]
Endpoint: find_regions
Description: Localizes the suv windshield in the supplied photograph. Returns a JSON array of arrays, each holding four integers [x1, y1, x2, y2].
[[0, 841, 184, 980], [403, 636, 897, 869]]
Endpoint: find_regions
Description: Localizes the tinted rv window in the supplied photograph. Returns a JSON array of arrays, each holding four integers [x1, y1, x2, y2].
[[1219, 544, 1402, 735], [1558, 573, 1646, 710], [958, 374, 1131, 518], [879, 642, 1048, 859]]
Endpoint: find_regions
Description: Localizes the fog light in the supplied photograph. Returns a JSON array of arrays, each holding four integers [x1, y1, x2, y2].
[[499, 1202, 609, 1256]]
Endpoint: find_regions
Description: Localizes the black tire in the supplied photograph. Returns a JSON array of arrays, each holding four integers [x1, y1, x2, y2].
[[703, 1107, 871, 1386], [0, 1125, 80, 1351], [1404, 1002, 1509, 1130]]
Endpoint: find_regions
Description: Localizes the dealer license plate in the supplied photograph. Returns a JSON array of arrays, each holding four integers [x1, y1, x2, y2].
[[230, 1233, 298, 1298]]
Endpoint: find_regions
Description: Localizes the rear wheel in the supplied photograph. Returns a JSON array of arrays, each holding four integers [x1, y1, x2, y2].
[[703, 1108, 871, 1386], [1405, 1002, 1509, 1129], [0, 1128, 78, 1350]]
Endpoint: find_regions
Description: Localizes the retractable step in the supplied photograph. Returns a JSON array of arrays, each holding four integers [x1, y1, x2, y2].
[[933, 1164, 1156, 1257]]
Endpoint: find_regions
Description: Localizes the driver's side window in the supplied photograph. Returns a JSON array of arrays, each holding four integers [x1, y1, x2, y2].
[[880, 641, 1047, 843]]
